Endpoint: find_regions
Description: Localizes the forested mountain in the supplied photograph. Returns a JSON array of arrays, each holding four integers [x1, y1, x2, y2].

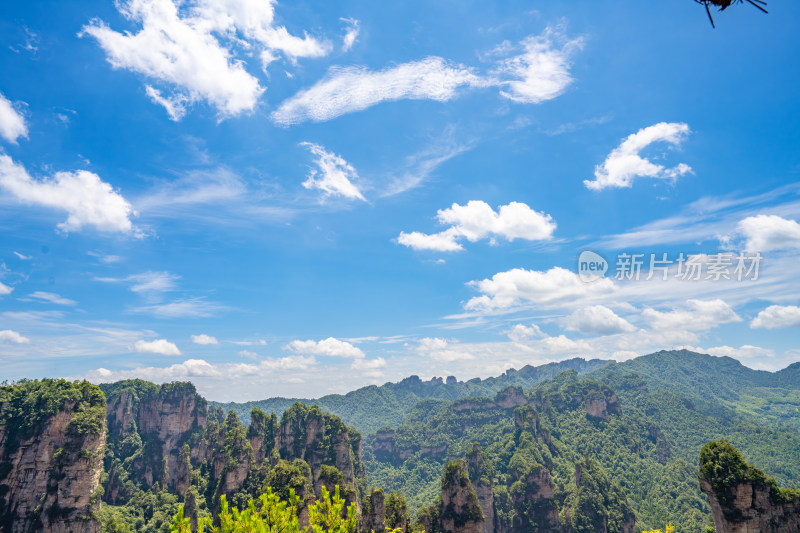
[[213, 358, 607, 435], [0, 350, 798, 532]]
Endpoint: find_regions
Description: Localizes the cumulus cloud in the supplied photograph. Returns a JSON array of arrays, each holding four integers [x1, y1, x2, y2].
[[301, 142, 365, 201], [0, 93, 28, 143], [398, 201, 556, 252], [750, 305, 800, 329], [738, 215, 800, 252], [351, 356, 387, 378], [273, 26, 582, 125], [85, 355, 315, 386], [397, 229, 463, 252], [0, 155, 138, 235], [340, 18, 360, 51], [134, 338, 181, 355], [416, 337, 474, 362], [0, 329, 30, 344], [286, 337, 365, 358], [562, 305, 636, 335], [584, 122, 692, 190], [191, 333, 218, 345], [492, 27, 584, 104], [273, 57, 486, 125], [642, 298, 741, 331], [465, 266, 614, 312], [81, 0, 330, 119], [704, 344, 774, 360], [506, 323, 546, 342], [26, 291, 77, 306]]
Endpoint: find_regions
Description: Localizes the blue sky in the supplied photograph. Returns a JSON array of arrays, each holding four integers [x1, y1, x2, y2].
[[1, 0, 799, 401]]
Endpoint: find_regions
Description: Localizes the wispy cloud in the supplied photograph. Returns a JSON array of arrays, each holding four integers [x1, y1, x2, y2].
[[382, 129, 472, 196], [301, 142, 366, 201], [340, 18, 360, 52], [273, 26, 582, 125], [24, 291, 77, 306], [131, 297, 228, 318]]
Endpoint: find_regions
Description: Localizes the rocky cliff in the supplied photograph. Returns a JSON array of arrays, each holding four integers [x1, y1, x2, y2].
[[700, 440, 800, 533], [427, 459, 485, 533], [0, 379, 106, 533]]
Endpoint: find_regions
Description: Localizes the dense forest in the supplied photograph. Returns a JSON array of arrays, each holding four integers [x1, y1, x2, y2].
[[0, 350, 798, 532]]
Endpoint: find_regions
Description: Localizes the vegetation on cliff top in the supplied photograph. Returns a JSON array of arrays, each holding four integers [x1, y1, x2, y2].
[[0, 378, 105, 439], [699, 439, 800, 505]]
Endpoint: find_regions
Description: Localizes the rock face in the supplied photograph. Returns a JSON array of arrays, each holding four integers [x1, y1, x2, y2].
[[0, 380, 106, 533], [438, 459, 484, 533], [104, 380, 207, 495], [701, 479, 800, 533], [466, 445, 494, 533], [362, 488, 385, 533], [700, 440, 800, 533], [510, 466, 561, 533]]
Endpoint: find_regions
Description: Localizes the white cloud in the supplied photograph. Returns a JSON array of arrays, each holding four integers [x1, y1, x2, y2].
[[704, 344, 774, 360], [351, 357, 387, 370], [0, 330, 30, 344], [272, 57, 487, 125], [465, 266, 615, 312], [562, 305, 636, 335], [87, 251, 122, 264], [492, 27, 584, 104], [286, 337, 365, 358], [0, 282, 13, 296], [340, 18, 360, 52], [416, 337, 474, 362], [81, 0, 331, 119], [397, 229, 463, 252], [301, 142, 365, 201], [750, 305, 800, 329], [584, 122, 692, 190], [233, 339, 267, 346], [505, 323, 546, 342], [192, 0, 330, 60], [145, 85, 191, 121], [85, 355, 315, 389], [95, 271, 179, 294], [398, 200, 556, 252], [128, 271, 179, 293], [13, 251, 32, 260], [0, 93, 28, 143], [642, 298, 741, 331], [134, 338, 181, 355], [0, 155, 138, 235], [81, 0, 263, 118], [536, 334, 592, 356], [191, 333, 218, 345], [132, 297, 226, 318], [738, 215, 800, 252], [238, 350, 258, 359], [273, 26, 582, 125], [382, 130, 472, 196], [27, 291, 77, 306]]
